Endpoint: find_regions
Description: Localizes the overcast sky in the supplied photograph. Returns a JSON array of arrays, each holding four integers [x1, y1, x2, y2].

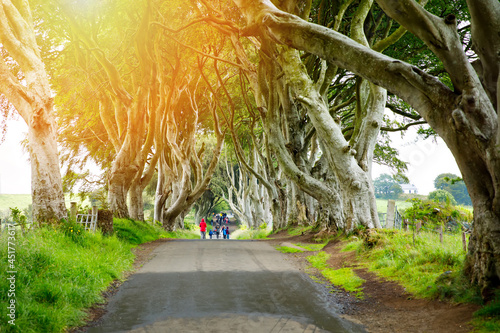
[[0, 118, 461, 195], [372, 127, 461, 195], [0, 118, 31, 194]]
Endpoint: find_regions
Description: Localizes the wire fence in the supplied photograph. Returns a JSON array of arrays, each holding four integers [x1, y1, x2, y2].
[[383, 203, 470, 252]]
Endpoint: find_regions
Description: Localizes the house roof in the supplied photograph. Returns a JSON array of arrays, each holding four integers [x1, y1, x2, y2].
[[400, 184, 418, 190]]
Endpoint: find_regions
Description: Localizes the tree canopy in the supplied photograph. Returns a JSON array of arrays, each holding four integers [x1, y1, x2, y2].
[[373, 173, 403, 200], [434, 173, 472, 206]]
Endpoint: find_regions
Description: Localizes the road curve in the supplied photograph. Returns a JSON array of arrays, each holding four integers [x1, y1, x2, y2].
[[88, 240, 366, 333]]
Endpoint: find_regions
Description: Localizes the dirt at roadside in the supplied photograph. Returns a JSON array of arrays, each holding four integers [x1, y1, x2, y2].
[[267, 231, 480, 333]]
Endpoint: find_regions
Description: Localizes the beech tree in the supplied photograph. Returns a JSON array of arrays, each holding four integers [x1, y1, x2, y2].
[[199, 1, 400, 230], [222, 141, 275, 229], [56, 1, 160, 219], [152, 43, 225, 229], [153, 75, 225, 230], [0, 0, 66, 224], [192, 0, 433, 232], [229, 0, 500, 294], [217, 68, 287, 229]]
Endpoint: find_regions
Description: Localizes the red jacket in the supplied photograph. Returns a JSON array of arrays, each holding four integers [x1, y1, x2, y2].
[[200, 220, 207, 232]]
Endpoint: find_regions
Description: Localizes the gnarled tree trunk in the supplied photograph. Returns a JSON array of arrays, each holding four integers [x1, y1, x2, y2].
[[0, 1, 66, 224], [230, 0, 500, 294]]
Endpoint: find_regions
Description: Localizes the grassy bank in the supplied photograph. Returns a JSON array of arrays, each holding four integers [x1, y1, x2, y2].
[[345, 230, 473, 299], [275, 225, 499, 331], [307, 251, 365, 298], [0, 218, 197, 332], [232, 224, 271, 240], [339, 229, 499, 332]]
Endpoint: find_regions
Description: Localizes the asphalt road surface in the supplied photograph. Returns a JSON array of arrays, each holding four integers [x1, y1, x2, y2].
[[88, 240, 366, 333]]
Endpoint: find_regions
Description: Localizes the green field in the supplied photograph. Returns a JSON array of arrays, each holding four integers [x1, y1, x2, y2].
[[0, 194, 90, 216], [0, 194, 32, 213], [376, 198, 413, 214]]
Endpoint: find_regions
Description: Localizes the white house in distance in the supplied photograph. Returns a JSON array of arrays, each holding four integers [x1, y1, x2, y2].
[[401, 183, 418, 194]]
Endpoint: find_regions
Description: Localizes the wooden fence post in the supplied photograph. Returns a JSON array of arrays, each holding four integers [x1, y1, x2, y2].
[[462, 232, 467, 252], [386, 200, 396, 229], [416, 221, 422, 233], [439, 226, 443, 244], [70, 202, 77, 221], [91, 206, 98, 232]]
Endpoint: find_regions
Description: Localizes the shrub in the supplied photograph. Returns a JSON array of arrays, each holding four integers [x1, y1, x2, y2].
[[428, 189, 457, 206], [403, 198, 472, 232], [184, 221, 197, 231]]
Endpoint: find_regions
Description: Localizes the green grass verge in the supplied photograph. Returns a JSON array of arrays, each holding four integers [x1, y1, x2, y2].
[[287, 225, 314, 236], [306, 251, 365, 298], [322, 268, 365, 298], [295, 243, 326, 251], [275, 245, 303, 253], [163, 229, 200, 239], [472, 290, 500, 332], [114, 218, 167, 244], [0, 224, 136, 332], [340, 229, 500, 331], [341, 239, 364, 252], [350, 230, 476, 301], [232, 226, 271, 240], [275, 243, 325, 253], [114, 218, 200, 241]]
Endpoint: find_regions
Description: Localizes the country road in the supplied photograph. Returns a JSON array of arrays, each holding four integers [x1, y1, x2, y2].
[[87, 240, 366, 333]]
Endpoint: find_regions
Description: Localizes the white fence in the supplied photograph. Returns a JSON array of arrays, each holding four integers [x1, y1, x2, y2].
[[76, 206, 98, 232]]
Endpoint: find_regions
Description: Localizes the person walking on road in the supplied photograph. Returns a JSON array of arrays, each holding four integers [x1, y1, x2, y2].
[[225, 226, 230, 239], [200, 218, 207, 239]]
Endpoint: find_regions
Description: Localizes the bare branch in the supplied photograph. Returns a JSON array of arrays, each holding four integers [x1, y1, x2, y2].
[[380, 120, 427, 132]]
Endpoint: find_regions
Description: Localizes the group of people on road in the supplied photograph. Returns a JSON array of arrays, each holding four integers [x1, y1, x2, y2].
[[199, 215, 231, 240], [210, 212, 230, 226], [209, 225, 230, 239]]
